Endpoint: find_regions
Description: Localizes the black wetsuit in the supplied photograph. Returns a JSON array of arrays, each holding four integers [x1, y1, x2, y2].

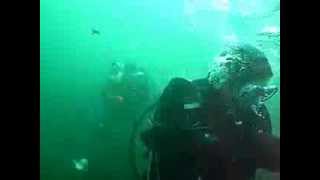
[[193, 78, 279, 180], [141, 78, 279, 180]]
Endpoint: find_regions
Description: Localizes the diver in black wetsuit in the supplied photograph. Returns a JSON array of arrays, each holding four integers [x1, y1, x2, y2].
[[140, 43, 280, 180], [102, 61, 153, 123], [87, 61, 154, 180]]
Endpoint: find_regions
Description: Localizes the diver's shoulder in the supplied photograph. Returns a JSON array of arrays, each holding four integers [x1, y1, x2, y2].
[[192, 78, 213, 94], [192, 78, 210, 88]]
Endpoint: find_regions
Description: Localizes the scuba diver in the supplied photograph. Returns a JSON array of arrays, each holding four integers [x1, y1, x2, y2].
[[137, 43, 280, 180], [102, 61, 153, 123], [86, 61, 154, 180]]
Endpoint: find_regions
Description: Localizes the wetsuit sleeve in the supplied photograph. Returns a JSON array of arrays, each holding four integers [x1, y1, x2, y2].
[[140, 128, 157, 150], [255, 133, 280, 172], [248, 105, 279, 172]]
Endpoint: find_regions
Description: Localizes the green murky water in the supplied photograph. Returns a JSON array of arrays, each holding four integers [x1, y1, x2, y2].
[[41, 0, 280, 179]]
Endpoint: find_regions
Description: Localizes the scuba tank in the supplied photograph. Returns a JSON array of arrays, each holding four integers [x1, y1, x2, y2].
[[129, 78, 210, 180]]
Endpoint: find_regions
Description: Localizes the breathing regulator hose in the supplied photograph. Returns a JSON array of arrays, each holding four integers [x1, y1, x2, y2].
[[129, 101, 159, 180]]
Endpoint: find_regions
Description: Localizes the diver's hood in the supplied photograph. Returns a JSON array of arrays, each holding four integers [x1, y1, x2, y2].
[[208, 43, 273, 89]]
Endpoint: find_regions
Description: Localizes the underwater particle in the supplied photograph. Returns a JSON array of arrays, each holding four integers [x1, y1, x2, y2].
[[204, 133, 210, 138], [91, 28, 100, 35], [99, 123, 105, 128], [115, 95, 124, 103], [72, 158, 88, 171]]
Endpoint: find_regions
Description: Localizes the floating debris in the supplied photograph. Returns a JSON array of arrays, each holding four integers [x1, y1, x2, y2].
[[72, 158, 88, 171], [91, 28, 100, 35]]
